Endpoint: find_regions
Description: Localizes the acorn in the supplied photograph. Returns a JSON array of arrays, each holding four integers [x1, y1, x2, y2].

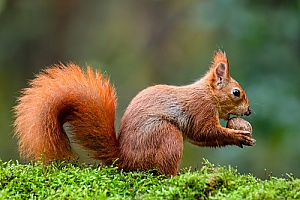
[[226, 117, 252, 136]]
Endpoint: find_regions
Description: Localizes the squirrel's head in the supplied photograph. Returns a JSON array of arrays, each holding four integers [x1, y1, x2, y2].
[[206, 50, 251, 120]]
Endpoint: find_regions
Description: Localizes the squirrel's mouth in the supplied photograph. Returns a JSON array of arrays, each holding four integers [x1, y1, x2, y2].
[[226, 112, 250, 121], [221, 108, 251, 121]]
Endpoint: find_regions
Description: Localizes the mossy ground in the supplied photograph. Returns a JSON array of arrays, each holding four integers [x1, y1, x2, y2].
[[0, 159, 299, 199]]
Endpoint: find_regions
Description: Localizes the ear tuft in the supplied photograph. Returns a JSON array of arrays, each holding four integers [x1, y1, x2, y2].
[[213, 50, 228, 66]]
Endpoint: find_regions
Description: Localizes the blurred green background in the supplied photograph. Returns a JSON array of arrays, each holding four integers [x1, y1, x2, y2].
[[0, 1, 299, 179]]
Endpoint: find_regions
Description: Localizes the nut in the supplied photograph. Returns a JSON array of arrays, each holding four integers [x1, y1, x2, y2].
[[226, 117, 252, 135]]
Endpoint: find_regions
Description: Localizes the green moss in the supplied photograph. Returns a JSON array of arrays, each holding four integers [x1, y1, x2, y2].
[[0, 159, 299, 199]]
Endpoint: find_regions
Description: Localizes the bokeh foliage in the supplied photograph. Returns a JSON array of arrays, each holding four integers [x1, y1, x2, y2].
[[0, 0, 299, 178]]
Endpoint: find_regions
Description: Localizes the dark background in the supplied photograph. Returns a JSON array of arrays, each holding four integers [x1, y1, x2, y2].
[[0, 1, 299, 179]]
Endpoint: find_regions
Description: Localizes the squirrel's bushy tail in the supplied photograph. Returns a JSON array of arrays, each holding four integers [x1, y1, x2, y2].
[[14, 64, 119, 164]]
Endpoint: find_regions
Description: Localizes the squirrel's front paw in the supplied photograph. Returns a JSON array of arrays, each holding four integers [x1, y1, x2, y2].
[[235, 131, 256, 148]]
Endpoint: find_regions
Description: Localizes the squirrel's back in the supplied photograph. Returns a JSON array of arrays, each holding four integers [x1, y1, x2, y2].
[[14, 64, 119, 164]]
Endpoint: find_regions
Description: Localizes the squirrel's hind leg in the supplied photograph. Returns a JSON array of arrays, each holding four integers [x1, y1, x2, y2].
[[154, 123, 183, 176], [118, 121, 183, 176]]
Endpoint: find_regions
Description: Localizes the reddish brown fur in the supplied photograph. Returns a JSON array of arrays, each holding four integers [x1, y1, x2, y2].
[[14, 50, 254, 176]]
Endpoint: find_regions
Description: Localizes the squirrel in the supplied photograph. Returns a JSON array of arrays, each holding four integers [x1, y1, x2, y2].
[[14, 50, 254, 176]]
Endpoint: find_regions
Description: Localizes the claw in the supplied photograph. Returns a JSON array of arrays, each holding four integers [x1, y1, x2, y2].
[[245, 138, 256, 147], [251, 138, 256, 146], [237, 142, 243, 148]]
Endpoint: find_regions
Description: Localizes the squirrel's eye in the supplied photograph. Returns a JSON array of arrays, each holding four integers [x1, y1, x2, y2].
[[231, 89, 240, 97]]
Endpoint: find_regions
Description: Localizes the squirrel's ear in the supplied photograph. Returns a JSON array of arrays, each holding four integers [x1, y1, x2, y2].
[[212, 51, 230, 89], [214, 62, 228, 88]]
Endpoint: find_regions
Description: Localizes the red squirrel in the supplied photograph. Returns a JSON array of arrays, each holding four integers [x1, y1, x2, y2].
[[14, 50, 254, 175]]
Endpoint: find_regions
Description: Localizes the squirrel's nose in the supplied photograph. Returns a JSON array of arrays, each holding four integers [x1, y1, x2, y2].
[[245, 108, 251, 116]]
